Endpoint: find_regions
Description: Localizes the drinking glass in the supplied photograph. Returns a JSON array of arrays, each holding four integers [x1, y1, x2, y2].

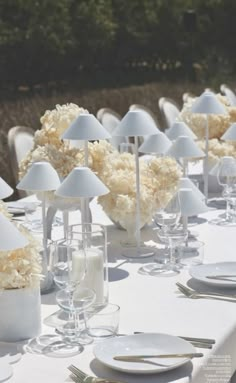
[[49, 237, 95, 346], [217, 156, 236, 223], [139, 191, 182, 276]]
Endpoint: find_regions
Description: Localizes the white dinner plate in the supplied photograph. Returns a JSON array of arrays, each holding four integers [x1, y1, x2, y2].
[[93, 333, 195, 374], [0, 360, 13, 382], [190, 262, 236, 288]]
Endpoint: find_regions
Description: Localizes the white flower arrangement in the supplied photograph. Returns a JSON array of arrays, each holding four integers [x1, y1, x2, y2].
[[97, 153, 182, 230], [197, 138, 236, 166], [179, 94, 236, 140], [0, 219, 41, 290], [19, 103, 182, 228]]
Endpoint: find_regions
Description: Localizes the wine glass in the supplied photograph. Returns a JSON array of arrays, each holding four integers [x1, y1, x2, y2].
[[217, 156, 236, 224], [139, 190, 183, 276], [48, 237, 96, 347]]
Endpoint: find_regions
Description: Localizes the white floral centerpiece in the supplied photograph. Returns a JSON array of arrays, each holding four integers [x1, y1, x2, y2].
[[96, 151, 182, 232], [0, 208, 42, 341], [179, 94, 236, 166], [19, 103, 182, 231]]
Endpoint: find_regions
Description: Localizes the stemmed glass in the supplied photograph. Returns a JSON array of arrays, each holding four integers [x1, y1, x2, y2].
[[217, 156, 236, 224], [41, 237, 96, 354], [139, 190, 186, 276]]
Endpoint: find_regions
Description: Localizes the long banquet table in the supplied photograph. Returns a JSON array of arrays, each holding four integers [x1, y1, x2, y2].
[[4, 196, 236, 383]]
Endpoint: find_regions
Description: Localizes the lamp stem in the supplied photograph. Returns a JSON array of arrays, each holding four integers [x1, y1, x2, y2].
[[182, 215, 189, 246], [63, 210, 69, 240], [183, 158, 188, 177], [204, 115, 209, 202], [134, 136, 141, 248], [42, 193, 47, 253], [84, 139, 90, 226], [84, 140, 89, 167]]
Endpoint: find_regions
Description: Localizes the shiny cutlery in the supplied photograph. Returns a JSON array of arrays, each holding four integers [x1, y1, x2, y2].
[[206, 275, 236, 282], [68, 365, 125, 383], [131, 332, 214, 349], [114, 352, 203, 361], [176, 282, 236, 302]]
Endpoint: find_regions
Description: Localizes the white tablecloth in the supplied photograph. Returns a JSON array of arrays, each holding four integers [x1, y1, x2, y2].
[[4, 197, 236, 383]]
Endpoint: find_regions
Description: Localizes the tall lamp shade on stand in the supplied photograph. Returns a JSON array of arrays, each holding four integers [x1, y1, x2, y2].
[[0, 213, 28, 250], [0, 177, 13, 199], [166, 121, 197, 141], [167, 136, 205, 177], [61, 113, 111, 225], [113, 110, 158, 258], [221, 123, 236, 141], [191, 91, 227, 201], [139, 132, 171, 155], [17, 162, 61, 293], [55, 167, 109, 230]]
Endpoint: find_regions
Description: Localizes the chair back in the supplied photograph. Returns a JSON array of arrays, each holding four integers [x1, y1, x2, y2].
[[159, 97, 180, 130], [220, 84, 236, 106], [182, 92, 196, 103], [97, 108, 128, 149], [8, 126, 34, 197]]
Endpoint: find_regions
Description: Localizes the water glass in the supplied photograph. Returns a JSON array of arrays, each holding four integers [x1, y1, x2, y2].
[[84, 303, 120, 339]]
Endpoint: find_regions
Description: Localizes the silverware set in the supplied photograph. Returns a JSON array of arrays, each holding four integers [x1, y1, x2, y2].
[[68, 365, 124, 383], [133, 331, 215, 349], [176, 282, 236, 302]]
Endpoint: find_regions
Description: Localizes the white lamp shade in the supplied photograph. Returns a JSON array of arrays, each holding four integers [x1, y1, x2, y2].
[[0, 177, 13, 199], [139, 132, 171, 154], [166, 121, 197, 140], [221, 123, 236, 141], [179, 188, 208, 216], [167, 136, 205, 159], [0, 213, 28, 250], [209, 156, 235, 177], [179, 177, 205, 201], [17, 162, 61, 192], [191, 91, 227, 115], [55, 167, 109, 198], [61, 113, 111, 141], [113, 110, 158, 137]]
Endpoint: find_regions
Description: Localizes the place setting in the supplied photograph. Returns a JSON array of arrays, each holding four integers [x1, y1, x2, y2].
[[176, 261, 236, 303]]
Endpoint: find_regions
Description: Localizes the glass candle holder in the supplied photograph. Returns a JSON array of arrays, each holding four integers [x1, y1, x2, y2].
[[69, 223, 109, 307]]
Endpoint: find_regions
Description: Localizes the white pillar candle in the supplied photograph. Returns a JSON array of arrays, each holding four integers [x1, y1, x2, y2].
[[72, 247, 104, 304]]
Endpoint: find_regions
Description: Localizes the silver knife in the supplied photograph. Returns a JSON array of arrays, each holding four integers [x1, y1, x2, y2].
[[114, 352, 203, 361]]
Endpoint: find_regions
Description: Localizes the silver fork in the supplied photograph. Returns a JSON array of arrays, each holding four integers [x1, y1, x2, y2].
[[176, 282, 236, 302], [68, 365, 125, 383]]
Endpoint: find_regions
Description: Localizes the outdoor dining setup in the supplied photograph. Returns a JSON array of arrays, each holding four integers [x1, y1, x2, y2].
[[1, 89, 236, 383]]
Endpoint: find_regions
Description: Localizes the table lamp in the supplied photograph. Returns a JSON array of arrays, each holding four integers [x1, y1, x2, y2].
[[191, 91, 227, 201], [17, 162, 61, 293], [179, 187, 208, 237], [167, 136, 205, 177], [166, 121, 197, 141], [61, 113, 111, 167], [138, 132, 171, 155], [61, 113, 111, 223], [0, 177, 13, 199], [221, 123, 236, 141], [0, 213, 28, 250], [179, 177, 205, 202], [55, 167, 109, 228], [113, 110, 158, 258]]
